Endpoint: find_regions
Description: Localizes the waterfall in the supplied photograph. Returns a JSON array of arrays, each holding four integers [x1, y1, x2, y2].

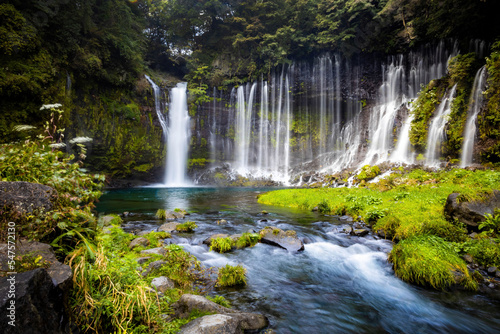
[[362, 58, 406, 165], [66, 72, 71, 95], [145, 75, 168, 134], [425, 84, 458, 166], [146, 75, 191, 186], [202, 41, 459, 183], [460, 66, 488, 167], [361, 42, 456, 167], [165, 82, 191, 186], [391, 111, 415, 163]]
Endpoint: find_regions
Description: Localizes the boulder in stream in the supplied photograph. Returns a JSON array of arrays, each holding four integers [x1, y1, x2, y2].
[[259, 226, 304, 252], [158, 222, 180, 233]]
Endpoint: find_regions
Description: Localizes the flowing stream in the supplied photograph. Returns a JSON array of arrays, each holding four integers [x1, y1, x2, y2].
[[97, 187, 500, 333]]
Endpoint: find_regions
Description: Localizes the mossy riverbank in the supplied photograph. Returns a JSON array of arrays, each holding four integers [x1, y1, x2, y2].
[[258, 168, 500, 290]]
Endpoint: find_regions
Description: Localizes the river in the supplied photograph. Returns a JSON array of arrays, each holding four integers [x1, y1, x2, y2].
[[96, 187, 500, 333]]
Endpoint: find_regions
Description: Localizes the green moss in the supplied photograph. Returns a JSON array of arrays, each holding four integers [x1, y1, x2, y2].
[[236, 232, 261, 249], [356, 165, 381, 182], [409, 83, 442, 150], [389, 235, 476, 290], [479, 41, 500, 163]]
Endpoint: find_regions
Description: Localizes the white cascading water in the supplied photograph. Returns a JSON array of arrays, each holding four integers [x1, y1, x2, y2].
[[205, 42, 460, 183], [425, 84, 458, 166], [391, 111, 415, 163], [165, 82, 191, 186], [145, 75, 168, 134], [460, 66, 488, 167], [362, 58, 406, 165], [145, 76, 191, 186]]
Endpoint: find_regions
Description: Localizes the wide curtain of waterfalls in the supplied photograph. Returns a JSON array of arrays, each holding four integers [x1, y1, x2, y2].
[[145, 40, 494, 185], [204, 41, 459, 183]]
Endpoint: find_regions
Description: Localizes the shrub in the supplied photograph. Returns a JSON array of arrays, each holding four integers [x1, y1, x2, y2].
[[216, 264, 247, 287], [210, 237, 234, 253], [364, 208, 387, 225]]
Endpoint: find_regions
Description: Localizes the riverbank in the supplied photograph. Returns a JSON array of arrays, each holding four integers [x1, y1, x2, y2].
[[258, 167, 500, 291]]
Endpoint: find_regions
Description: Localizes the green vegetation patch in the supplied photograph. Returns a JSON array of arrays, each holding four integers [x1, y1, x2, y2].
[[210, 236, 234, 253], [389, 235, 476, 290], [258, 168, 500, 290], [216, 264, 247, 287], [176, 221, 198, 233]]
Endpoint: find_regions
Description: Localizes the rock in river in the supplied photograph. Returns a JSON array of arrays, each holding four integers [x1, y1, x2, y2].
[[259, 226, 304, 252]]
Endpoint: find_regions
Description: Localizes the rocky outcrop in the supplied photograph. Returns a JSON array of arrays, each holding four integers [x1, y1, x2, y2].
[[0, 269, 68, 334], [259, 227, 304, 252], [0, 242, 72, 291], [172, 294, 269, 333], [444, 191, 500, 231], [0, 181, 58, 215], [0, 242, 73, 334]]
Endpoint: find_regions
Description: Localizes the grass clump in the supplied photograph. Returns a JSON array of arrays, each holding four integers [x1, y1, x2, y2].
[[206, 295, 231, 308], [216, 264, 247, 287], [155, 209, 167, 220], [236, 233, 261, 249], [210, 237, 234, 253], [389, 235, 477, 290], [176, 221, 198, 233]]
